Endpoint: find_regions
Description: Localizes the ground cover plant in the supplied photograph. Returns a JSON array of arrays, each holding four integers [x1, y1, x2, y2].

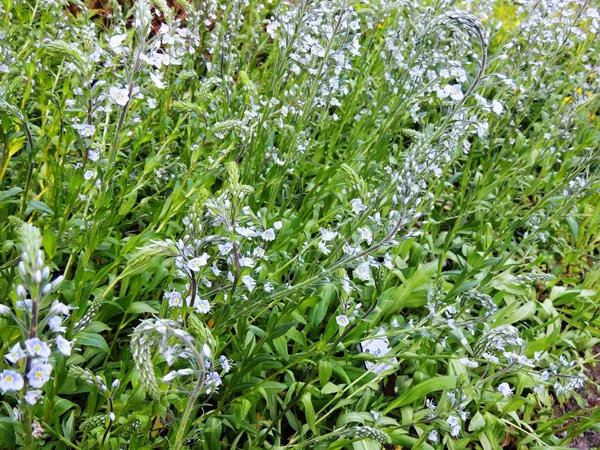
[[0, 0, 600, 448]]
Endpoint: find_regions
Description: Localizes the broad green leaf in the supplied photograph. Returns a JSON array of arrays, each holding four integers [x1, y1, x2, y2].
[[383, 376, 457, 414]]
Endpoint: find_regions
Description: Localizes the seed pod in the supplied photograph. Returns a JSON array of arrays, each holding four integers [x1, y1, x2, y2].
[[353, 426, 392, 445], [80, 414, 107, 432]]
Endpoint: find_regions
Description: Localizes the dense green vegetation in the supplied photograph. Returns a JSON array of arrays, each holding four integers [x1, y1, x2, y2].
[[0, 0, 599, 448]]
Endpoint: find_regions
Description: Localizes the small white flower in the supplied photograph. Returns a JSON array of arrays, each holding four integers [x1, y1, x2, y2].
[[336, 314, 350, 327], [491, 100, 504, 115], [211, 263, 221, 276], [320, 228, 338, 242], [351, 198, 366, 214], [0, 370, 24, 393], [239, 257, 255, 268], [163, 370, 178, 382], [318, 241, 330, 255], [459, 357, 478, 368], [354, 262, 371, 282], [25, 389, 43, 405], [262, 228, 275, 241], [446, 415, 461, 437], [56, 335, 72, 356], [273, 221, 283, 230], [148, 98, 157, 109], [188, 253, 210, 271], [48, 316, 66, 333], [109, 412, 116, 422], [109, 86, 129, 106], [49, 301, 71, 316], [358, 227, 373, 245], [150, 72, 166, 89], [428, 430, 438, 443], [5, 343, 26, 364], [108, 33, 127, 49], [165, 290, 183, 308], [25, 338, 51, 358], [242, 275, 256, 292], [218, 242, 233, 255], [0, 304, 10, 315], [497, 382, 514, 398], [220, 355, 232, 373], [27, 363, 52, 388], [74, 123, 96, 138], [204, 371, 222, 394], [195, 299, 211, 314]]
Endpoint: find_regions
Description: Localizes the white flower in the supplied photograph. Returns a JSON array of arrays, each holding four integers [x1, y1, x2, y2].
[[165, 290, 183, 308], [253, 247, 266, 259], [25, 389, 43, 405], [109, 86, 129, 106], [383, 254, 394, 270], [204, 371, 222, 394], [459, 357, 478, 368], [218, 242, 233, 255], [0, 370, 24, 393], [56, 335, 72, 356], [27, 363, 52, 388], [5, 343, 26, 364], [262, 228, 275, 241], [211, 263, 221, 276], [239, 257, 255, 268], [482, 352, 499, 363], [491, 100, 504, 115], [354, 262, 371, 282], [273, 221, 283, 230], [84, 170, 95, 181], [446, 415, 461, 437], [48, 316, 66, 333], [50, 301, 71, 316], [188, 253, 210, 271], [236, 226, 255, 238], [351, 198, 366, 214], [194, 299, 211, 314], [148, 98, 157, 109], [109, 412, 116, 422], [320, 228, 338, 241], [336, 314, 350, 327], [318, 241, 330, 255], [0, 304, 10, 315], [242, 275, 256, 292], [498, 382, 514, 397], [150, 72, 166, 89], [25, 338, 51, 358], [108, 33, 127, 49], [358, 227, 373, 245], [264, 282, 274, 293], [163, 370, 178, 382], [220, 355, 232, 373], [428, 430, 438, 443], [73, 123, 96, 138]]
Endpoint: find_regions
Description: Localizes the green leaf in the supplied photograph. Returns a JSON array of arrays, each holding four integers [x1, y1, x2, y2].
[[300, 392, 316, 434], [74, 332, 110, 353], [468, 411, 486, 431], [319, 360, 332, 386], [269, 321, 296, 340], [43, 229, 57, 259], [126, 302, 160, 315], [26, 200, 54, 216], [382, 376, 457, 414]]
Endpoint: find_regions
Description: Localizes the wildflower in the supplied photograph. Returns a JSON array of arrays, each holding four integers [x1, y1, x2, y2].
[[351, 198, 366, 214], [56, 335, 72, 356], [446, 415, 461, 437], [31, 421, 44, 438], [108, 33, 127, 50], [49, 301, 71, 316], [25, 389, 43, 405], [318, 241, 331, 255], [220, 355, 232, 373], [239, 257, 255, 268], [354, 262, 371, 282], [48, 316, 66, 333], [218, 242, 233, 255], [27, 363, 53, 388], [358, 227, 373, 245], [5, 343, 26, 364], [491, 100, 504, 115], [194, 299, 211, 314], [188, 253, 210, 271], [262, 228, 276, 241], [0, 304, 10, 315], [273, 221, 283, 230], [204, 371, 222, 394], [320, 228, 338, 241], [109, 412, 116, 422], [242, 275, 256, 292], [150, 72, 166, 89], [253, 247, 266, 259], [0, 370, 24, 393], [84, 170, 95, 181], [336, 314, 350, 326], [165, 290, 183, 308], [25, 338, 51, 358], [428, 430, 439, 443], [148, 98, 157, 109], [73, 123, 96, 138], [109, 86, 129, 106], [498, 382, 514, 397], [459, 357, 478, 368]]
